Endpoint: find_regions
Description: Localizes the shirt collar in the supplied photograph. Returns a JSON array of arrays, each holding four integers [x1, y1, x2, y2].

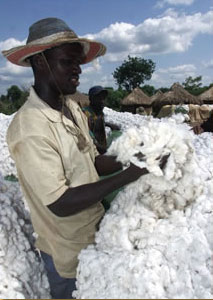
[[28, 87, 78, 123]]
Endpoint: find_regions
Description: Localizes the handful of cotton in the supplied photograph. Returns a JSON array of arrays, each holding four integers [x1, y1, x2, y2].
[[107, 120, 202, 218]]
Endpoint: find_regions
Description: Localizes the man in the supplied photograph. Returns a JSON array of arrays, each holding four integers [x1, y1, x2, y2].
[[83, 86, 120, 154], [2, 18, 148, 299], [3, 18, 167, 299], [192, 111, 213, 134]]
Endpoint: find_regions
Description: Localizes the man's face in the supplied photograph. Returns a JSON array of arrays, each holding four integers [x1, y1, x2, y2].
[[90, 91, 107, 111], [44, 43, 84, 95]]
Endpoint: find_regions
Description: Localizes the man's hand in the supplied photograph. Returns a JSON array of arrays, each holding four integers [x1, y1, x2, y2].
[[127, 163, 149, 181], [128, 152, 169, 181]]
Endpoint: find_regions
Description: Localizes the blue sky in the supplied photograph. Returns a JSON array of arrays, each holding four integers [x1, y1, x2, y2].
[[0, 0, 212, 95]]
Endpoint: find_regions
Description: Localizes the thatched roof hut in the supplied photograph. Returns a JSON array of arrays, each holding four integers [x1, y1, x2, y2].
[[71, 91, 89, 108], [121, 87, 152, 106], [151, 91, 165, 116], [151, 90, 164, 103], [121, 87, 152, 113], [198, 86, 213, 104], [154, 83, 202, 107]]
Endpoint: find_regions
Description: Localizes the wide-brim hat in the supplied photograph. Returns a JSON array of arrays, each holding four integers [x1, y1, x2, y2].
[[2, 17, 106, 67]]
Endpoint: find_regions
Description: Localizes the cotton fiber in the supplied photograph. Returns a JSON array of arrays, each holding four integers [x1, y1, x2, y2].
[[0, 173, 50, 299], [74, 112, 213, 299], [0, 113, 17, 176], [0, 108, 212, 299]]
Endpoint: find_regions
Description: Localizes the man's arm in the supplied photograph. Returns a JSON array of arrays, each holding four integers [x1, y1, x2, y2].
[[47, 162, 148, 217], [48, 153, 169, 217], [95, 154, 122, 175]]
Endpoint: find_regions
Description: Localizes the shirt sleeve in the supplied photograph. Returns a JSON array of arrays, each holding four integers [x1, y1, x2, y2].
[[12, 135, 68, 206]]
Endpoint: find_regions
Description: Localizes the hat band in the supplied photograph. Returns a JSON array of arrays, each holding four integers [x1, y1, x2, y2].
[[27, 31, 78, 45], [27, 31, 90, 56]]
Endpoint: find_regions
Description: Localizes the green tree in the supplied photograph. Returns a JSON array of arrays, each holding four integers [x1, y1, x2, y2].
[[113, 56, 155, 91], [141, 85, 156, 96], [105, 88, 128, 111], [0, 85, 29, 114], [7, 85, 22, 102], [182, 76, 203, 95]]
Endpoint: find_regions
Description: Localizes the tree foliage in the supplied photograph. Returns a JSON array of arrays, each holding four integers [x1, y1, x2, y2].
[[105, 88, 128, 111], [113, 56, 156, 91], [0, 85, 29, 115], [141, 85, 156, 96], [182, 76, 205, 95]]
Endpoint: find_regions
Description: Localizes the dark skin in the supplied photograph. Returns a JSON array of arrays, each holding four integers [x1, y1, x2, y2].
[[88, 91, 120, 153], [31, 43, 168, 217], [87, 92, 108, 153], [89, 91, 120, 129], [192, 112, 213, 134], [90, 91, 107, 115]]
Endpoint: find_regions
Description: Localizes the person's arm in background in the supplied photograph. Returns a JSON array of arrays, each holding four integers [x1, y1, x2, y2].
[[192, 112, 213, 134], [201, 112, 213, 133], [105, 121, 120, 131]]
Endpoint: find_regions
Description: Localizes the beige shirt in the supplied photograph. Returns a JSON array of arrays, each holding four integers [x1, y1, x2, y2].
[[7, 87, 104, 278]]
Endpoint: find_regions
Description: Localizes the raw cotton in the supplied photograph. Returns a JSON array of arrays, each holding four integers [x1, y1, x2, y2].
[[0, 113, 17, 177], [0, 108, 212, 299], [74, 116, 213, 299], [0, 172, 50, 299]]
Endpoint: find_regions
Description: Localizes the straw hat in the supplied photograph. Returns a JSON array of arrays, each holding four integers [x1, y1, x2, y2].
[[2, 17, 106, 67]]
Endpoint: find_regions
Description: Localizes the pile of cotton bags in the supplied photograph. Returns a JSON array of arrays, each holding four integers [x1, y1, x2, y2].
[[74, 117, 213, 299], [0, 173, 50, 299]]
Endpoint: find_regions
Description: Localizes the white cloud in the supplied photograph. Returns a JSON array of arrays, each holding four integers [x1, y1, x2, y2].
[[203, 59, 213, 69], [0, 74, 12, 82], [156, 0, 194, 8], [0, 61, 30, 76], [201, 75, 213, 86], [0, 61, 33, 94], [0, 38, 26, 51], [82, 58, 102, 74], [98, 74, 115, 88], [149, 64, 197, 88], [159, 64, 196, 74], [79, 69, 115, 93], [83, 10, 213, 62]]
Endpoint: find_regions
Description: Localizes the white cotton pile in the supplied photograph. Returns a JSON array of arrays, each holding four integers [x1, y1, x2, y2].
[[74, 118, 213, 299], [0, 113, 17, 177], [104, 106, 189, 131], [104, 107, 151, 131], [0, 173, 50, 299]]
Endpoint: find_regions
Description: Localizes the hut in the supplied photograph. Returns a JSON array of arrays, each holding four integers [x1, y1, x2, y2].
[[71, 91, 89, 108], [152, 83, 203, 119], [151, 90, 164, 103], [121, 87, 152, 114], [198, 86, 213, 104], [154, 83, 202, 108], [150, 90, 164, 117]]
